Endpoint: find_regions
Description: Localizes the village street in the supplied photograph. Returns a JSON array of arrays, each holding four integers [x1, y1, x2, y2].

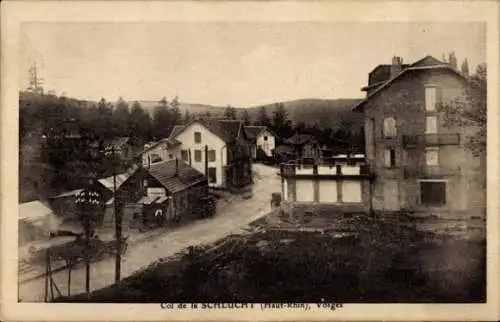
[[18, 163, 280, 302]]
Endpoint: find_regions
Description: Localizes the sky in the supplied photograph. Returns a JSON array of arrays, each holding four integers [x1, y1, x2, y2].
[[20, 22, 486, 107]]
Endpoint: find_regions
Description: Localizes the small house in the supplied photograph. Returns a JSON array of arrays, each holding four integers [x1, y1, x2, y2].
[[283, 133, 322, 164], [19, 201, 61, 246], [244, 125, 276, 160], [138, 138, 182, 167], [140, 159, 209, 225]]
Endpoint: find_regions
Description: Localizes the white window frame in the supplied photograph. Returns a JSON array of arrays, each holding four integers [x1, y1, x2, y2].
[[425, 148, 439, 166], [384, 148, 396, 168], [383, 116, 397, 138], [425, 86, 437, 112], [425, 116, 438, 134]]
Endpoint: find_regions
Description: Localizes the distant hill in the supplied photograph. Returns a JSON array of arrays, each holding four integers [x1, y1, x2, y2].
[[19, 91, 364, 133], [134, 98, 364, 133], [247, 98, 364, 133]]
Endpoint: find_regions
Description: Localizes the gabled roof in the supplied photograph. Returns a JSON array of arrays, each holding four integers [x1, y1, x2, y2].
[[284, 134, 317, 145], [353, 55, 468, 112], [19, 201, 53, 221], [146, 159, 206, 194], [98, 164, 140, 192], [168, 119, 238, 143], [169, 125, 186, 139], [138, 138, 182, 156], [243, 125, 270, 140], [216, 120, 243, 140]]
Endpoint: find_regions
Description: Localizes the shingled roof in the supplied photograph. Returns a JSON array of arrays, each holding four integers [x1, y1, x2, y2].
[[353, 55, 468, 112], [244, 126, 267, 140], [284, 134, 317, 145], [138, 137, 182, 156], [168, 119, 241, 143], [146, 159, 206, 194]]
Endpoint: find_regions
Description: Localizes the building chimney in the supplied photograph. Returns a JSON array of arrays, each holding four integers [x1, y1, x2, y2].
[[390, 55, 403, 78]]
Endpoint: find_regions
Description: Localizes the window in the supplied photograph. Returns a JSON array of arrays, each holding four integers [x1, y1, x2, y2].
[[420, 181, 447, 205], [208, 149, 216, 162], [383, 117, 397, 137], [426, 116, 437, 134], [151, 153, 162, 163], [264, 136, 268, 141], [181, 150, 189, 161], [425, 87, 437, 111], [168, 153, 173, 159], [208, 167, 217, 183], [194, 132, 202, 143], [384, 149, 396, 167], [194, 150, 202, 162], [425, 148, 439, 166]]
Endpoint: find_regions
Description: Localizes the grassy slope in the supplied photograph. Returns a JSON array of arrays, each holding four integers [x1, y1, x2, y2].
[[54, 213, 485, 303]]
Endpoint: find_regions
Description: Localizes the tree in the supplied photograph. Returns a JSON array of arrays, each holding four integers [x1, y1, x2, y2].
[[183, 110, 193, 124], [438, 63, 486, 156], [169, 96, 182, 126], [129, 101, 152, 142], [448, 51, 457, 69], [152, 98, 171, 140], [112, 97, 130, 137], [257, 106, 271, 127], [224, 105, 236, 120], [272, 102, 292, 138], [461, 58, 470, 76], [241, 109, 251, 125]]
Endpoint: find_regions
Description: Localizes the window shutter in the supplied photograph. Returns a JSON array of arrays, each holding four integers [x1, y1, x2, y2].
[[384, 149, 391, 167], [436, 86, 443, 108]]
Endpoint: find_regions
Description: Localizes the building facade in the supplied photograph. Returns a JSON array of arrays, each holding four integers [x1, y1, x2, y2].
[[138, 138, 182, 167], [169, 119, 252, 189], [280, 157, 373, 213], [244, 126, 276, 159], [354, 55, 485, 217], [140, 159, 209, 225]]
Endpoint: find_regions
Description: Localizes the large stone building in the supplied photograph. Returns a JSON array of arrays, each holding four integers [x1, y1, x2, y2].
[[353, 55, 485, 217]]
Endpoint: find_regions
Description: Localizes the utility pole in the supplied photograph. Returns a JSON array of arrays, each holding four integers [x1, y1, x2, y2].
[[205, 145, 209, 177], [113, 145, 123, 283]]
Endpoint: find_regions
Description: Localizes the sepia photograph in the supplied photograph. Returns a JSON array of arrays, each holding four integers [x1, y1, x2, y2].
[[1, 1, 499, 321]]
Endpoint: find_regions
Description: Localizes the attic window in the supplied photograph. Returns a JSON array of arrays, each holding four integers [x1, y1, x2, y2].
[[194, 132, 202, 143], [264, 136, 268, 141]]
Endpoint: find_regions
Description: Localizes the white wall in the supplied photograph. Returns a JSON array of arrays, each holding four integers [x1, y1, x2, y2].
[[142, 144, 181, 166], [319, 181, 338, 203], [342, 180, 362, 203], [295, 180, 314, 202], [174, 122, 227, 188], [256, 130, 275, 157]]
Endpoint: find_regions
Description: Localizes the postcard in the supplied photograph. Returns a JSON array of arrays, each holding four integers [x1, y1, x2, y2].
[[1, 0, 499, 321]]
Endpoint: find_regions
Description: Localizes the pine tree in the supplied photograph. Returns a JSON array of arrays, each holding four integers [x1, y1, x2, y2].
[[461, 58, 470, 76], [241, 109, 251, 125], [257, 106, 271, 127], [169, 95, 182, 126], [113, 97, 130, 137], [272, 102, 292, 138], [224, 105, 236, 120]]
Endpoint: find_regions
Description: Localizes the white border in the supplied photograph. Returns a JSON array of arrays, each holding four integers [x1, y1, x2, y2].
[[1, 1, 499, 321]]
